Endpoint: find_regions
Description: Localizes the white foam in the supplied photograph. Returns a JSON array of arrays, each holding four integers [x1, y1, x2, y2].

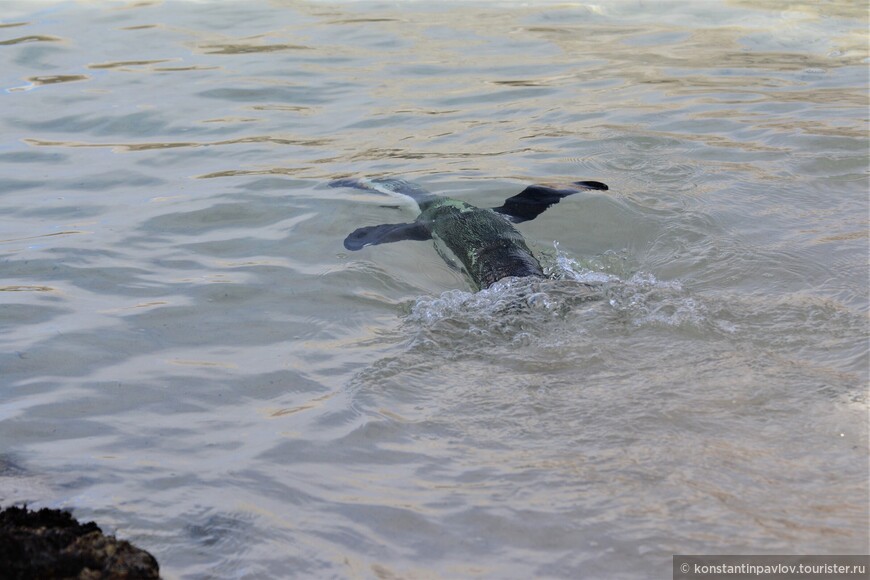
[[405, 244, 714, 336]]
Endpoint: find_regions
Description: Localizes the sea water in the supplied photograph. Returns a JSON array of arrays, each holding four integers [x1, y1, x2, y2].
[[0, 1, 867, 578]]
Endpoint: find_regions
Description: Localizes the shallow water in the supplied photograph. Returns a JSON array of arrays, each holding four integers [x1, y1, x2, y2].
[[1, 0, 867, 578]]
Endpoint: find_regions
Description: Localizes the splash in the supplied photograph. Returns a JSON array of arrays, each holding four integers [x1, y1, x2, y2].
[[405, 275, 600, 325], [404, 243, 716, 342], [606, 272, 710, 329]]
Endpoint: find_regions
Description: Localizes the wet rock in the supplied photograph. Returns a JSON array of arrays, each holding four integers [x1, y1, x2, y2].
[[0, 505, 159, 579]]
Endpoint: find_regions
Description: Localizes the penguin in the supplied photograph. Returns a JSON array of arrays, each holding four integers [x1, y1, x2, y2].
[[332, 177, 608, 290]]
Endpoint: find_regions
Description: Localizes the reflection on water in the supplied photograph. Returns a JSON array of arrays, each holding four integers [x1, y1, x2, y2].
[[0, 1, 867, 577]]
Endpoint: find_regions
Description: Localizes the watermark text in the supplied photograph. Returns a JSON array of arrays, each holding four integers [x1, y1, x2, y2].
[[674, 555, 869, 579]]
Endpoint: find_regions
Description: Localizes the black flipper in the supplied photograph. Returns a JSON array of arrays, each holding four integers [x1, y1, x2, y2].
[[491, 180, 609, 223], [344, 221, 432, 251]]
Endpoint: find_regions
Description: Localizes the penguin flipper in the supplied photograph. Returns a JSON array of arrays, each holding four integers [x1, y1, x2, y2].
[[331, 177, 435, 205], [344, 221, 432, 251], [492, 180, 608, 223]]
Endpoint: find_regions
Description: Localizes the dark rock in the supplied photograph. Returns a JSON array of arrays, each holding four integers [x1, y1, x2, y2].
[[0, 505, 159, 579]]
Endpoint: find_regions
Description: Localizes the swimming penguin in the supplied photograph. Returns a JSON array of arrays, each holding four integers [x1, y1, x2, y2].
[[331, 177, 609, 290]]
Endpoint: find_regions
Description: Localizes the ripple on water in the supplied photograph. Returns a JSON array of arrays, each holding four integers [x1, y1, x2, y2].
[[393, 241, 866, 384], [0, 0, 866, 576]]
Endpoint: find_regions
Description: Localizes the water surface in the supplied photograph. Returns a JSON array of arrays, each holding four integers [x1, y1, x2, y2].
[[1, 1, 867, 578]]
